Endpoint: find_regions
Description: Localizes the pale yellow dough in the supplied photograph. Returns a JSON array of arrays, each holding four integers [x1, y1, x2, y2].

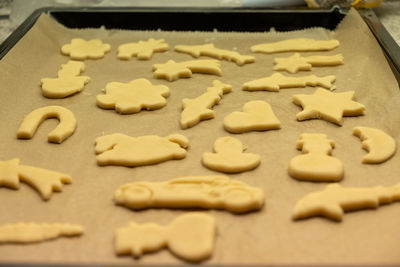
[[202, 137, 260, 173], [17, 105, 77, 144], [353, 126, 396, 164], [293, 88, 365, 126], [223, 100, 280, 134], [0, 223, 84, 243], [274, 53, 343, 73], [96, 78, 170, 114], [288, 134, 344, 182], [115, 213, 216, 262], [95, 133, 189, 167], [180, 80, 232, 129], [61, 38, 111, 60], [118, 38, 169, 60], [251, 38, 339, 54], [0, 158, 71, 200], [153, 59, 221, 81], [114, 175, 264, 213], [41, 60, 91, 98], [242, 73, 336, 92], [293, 183, 400, 221], [174, 43, 255, 66]]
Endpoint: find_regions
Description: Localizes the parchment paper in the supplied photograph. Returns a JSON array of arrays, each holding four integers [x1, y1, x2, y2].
[[1, 8, 400, 265]]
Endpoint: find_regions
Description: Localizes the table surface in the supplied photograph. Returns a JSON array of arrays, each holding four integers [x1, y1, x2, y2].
[[0, 0, 400, 46]]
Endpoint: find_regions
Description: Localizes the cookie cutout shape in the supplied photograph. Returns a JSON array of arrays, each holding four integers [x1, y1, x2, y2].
[[61, 38, 111, 60], [288, 134, 344, 182], [96, 78, 170, 114], [0, 223, 84, 244], [17, 106, 77, 144], [41, 60, 91, 98], [115, 213, 216, 262], [174, 43, 255, 66], [180, 80, 232, 129], [243, 73, 336, 92], [202, 137, 260, 173], [0, 158, 71, 200], [153, 59, 221, 82], [95, 133, 188, 167], [292, 183, 400, 221], [118, 38, 169, 60], [273, 53, 343, 74], [114, 175, 264, 213], [251, 38, 339, 54], [353, 126, 396, 164], [223, 100, 280, 134], [293, 88, 365, 126]]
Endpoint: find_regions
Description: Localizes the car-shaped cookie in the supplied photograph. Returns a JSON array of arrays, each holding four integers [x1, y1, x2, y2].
[[113, 175, 264, 213]]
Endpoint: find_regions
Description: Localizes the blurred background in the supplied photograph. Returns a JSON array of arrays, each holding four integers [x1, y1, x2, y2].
[[0, 0, 399, 45]]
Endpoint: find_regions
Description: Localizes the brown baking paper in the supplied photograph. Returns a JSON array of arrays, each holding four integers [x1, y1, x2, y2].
[[1, 8, 400, 265]]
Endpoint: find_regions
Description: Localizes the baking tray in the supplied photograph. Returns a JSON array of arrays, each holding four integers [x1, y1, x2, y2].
[[1, 6, 400, 267]]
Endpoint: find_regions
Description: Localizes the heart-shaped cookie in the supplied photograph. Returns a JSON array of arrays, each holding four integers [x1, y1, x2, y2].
[[223, 100, 281, 133]]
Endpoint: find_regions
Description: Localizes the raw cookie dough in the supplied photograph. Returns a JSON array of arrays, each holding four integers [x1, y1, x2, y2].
[[17, 105, 77, 144], [0, 158, 71, 200], [242, 73, 336, 91], [174, 43, 255, 66], [114, 175, 264, 213], [0, 223, 84, 243], [223, 100, 281, 134], [353, 126, 396, 164], [292, 182, 400, 221], [96, 78, 170, 114], [95, 133, 189, 167], [41, 60, 91, 98], [61, 38, 111, 60], [202, 137, 260, 173], [288, 133, 344, 182], [153, 59, 221, 81], [118, 38, 169, 60], [251, 38, 340, 54], [115, 213, 216, 262], [180, 80, 232, 129], [274, 53, 343, 73], [293, 88, 365, 126]]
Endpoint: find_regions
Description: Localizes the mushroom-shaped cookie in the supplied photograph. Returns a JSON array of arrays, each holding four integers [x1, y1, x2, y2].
[[202, 136, 260, 173]]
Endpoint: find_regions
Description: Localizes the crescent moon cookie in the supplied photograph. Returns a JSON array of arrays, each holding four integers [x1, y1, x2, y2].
[[353, 126, 396, 164], [61, 38, 111, 60], [251, 38, 339, 54]]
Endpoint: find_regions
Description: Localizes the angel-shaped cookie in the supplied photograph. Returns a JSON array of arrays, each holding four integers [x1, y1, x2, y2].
[[118, 38, 169, 60]]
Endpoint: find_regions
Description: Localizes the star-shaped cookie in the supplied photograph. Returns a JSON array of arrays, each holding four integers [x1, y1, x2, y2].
[[293, 88, 365, 125]]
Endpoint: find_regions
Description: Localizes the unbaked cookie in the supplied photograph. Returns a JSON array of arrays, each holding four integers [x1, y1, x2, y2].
[[115, 213, 216, 262], [292, 182, 400, 221], [41, 60, 91, 98], [118, 38, 169, 60], [96, 78, 170, 114], [17, 106, 77, 144], [180, 80, 232, 129], [153, 59, 221, 81], [223, 100, 280, 133], [242, 73, 336, 91], [288, 133, 344, 182], [0, 223, 83, 243], [61, 38, 111, 60], [251, 38, 339, 54], [273, 53, 343, 73], [202, 136, 260, 173], [293, 88, 365, 125], [353, 126, 396, 164], [113, 175, 264, 213], [95, 133, 188, 167], [0, 158, 71, 200], [174, 43, 254, 66]]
